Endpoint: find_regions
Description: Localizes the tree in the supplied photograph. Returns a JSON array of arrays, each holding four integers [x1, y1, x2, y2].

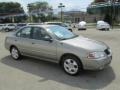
[[94, 0, 105, 3], [27, 1, 53, 22], [88, 0, 120, 25], [0, 2, 24, 15], [0, 2, 26, 23]]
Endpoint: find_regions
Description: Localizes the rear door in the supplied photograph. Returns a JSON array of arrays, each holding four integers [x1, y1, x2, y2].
[[15, 27, 33, 55]]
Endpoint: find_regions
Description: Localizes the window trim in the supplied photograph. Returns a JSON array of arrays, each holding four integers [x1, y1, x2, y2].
[[16, 26, 32, 39], [31, 27, 52, 41]]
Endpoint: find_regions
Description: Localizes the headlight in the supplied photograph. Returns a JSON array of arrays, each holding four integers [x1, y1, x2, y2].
[[87, 52, 106, 59]]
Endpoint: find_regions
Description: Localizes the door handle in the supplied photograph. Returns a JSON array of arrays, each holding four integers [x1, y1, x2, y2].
[[15, 40, 17, 42], [32, 42, 35, 44]]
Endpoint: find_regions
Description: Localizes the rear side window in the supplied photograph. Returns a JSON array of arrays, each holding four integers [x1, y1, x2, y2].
[[16, 27, 32, 38], [8, 24, 15, 26], [17, 24, 26, 26]]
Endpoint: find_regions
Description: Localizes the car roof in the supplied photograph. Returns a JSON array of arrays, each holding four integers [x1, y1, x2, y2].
[[45, 22, 62, 24], [0, 24, 4, 25], [17, 23, 26, 24], [27, 24, 58, 28]]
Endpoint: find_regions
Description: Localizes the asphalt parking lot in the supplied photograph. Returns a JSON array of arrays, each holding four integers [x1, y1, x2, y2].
[[0, 28, 120, 90]]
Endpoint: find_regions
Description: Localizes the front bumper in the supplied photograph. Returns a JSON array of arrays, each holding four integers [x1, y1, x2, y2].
[[82, 55, 112, 70], [97, 26, 110, 30]]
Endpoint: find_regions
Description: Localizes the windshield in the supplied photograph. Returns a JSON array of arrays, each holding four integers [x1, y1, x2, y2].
[[61, 23, 68, 27], [17, 24, 26, 26], [47, 23, 68, 27], [8, 24, 15, 26], [48, 26, 77, 40]]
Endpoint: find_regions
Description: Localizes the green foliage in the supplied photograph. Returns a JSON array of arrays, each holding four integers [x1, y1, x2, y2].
[[0, 2, 24, 15], [31, 14, 59, 22], [27, 1, 54, 22], [0, 2, 26, 23], [94, 0, 105, 3], [28, 1, 52, 12], [88, 1, 120, 24]]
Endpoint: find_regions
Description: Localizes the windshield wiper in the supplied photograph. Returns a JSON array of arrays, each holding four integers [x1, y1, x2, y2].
[[61, 38, 67, 40], [69, 35, 78, 39], [61, 35, 78, 40]]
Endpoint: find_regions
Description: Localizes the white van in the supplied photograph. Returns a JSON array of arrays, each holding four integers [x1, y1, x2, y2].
[[97, 21, 110, 31], [78, 21, 87, 30]]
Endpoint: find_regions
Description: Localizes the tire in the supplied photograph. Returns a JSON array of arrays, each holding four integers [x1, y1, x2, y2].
[[107, 28, 109, 31], [5, 28, 9, 32], [61, 55, 82, 76], [10, 46, 21, 60]]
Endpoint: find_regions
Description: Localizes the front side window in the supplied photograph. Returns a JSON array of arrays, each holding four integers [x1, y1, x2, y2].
[[32, 27, 51, 40], [16, 27, 31, 38], [60, 23, 68, 27]]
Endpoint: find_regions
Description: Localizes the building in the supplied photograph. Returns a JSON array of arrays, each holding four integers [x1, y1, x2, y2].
[[0, 13, 26, 23], [62, 11, 101, 23]]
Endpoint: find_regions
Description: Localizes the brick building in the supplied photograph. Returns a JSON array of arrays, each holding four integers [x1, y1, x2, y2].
[[63, 11, 102, 23]]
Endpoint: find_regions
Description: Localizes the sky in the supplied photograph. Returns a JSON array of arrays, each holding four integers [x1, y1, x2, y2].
[[0, 0, 94, 13]]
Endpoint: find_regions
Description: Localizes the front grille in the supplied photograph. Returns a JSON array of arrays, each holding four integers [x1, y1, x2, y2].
[[104, 49, 110, 55]]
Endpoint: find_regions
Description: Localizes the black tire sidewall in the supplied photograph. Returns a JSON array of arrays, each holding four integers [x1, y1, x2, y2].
[[10, 47, 21, 60]]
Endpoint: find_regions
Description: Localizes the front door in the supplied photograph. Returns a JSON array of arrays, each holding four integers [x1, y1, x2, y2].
[[30, 27, 57, 61]]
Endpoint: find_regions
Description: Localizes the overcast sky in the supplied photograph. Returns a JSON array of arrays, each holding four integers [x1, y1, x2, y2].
[[0, 0, 94, 12]]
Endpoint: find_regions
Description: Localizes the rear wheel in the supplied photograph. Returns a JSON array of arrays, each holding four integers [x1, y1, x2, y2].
[[61, 55, 82, 75], [10, 47, 21, 60]]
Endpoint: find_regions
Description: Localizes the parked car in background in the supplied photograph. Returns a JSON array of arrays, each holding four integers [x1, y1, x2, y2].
[[27, 23, 43, 26], [16, 23, 27, 30], [71, 23, 76, 28], [97, 21, 110, 31], [45, 22, 72, 32], [3, 23, 16, 32], [0, 24, 5, 31], [5, 25, 112, 75], [78, 21, 87, 30]]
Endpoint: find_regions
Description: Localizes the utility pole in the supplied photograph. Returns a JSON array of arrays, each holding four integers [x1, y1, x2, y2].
[[110, 0, 115, 28], [27, 4, 33, 23], [12, 16, 15, 23], [58, 3, 65, 22]]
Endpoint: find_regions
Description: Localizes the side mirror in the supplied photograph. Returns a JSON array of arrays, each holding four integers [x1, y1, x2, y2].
[[44, 36, 53, 42], [45, 38, 53, 42]]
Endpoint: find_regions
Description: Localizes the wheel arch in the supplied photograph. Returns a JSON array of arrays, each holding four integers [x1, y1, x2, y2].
[[59, 53, 83, 69], [10, 45, 17, 52]]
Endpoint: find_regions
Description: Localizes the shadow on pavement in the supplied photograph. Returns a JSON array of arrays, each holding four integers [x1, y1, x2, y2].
[[1, 55, 115, 89]]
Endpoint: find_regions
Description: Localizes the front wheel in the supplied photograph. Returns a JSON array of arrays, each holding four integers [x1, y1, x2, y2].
[[61, 55, 82, 75], [10, 47, 21, 60], [107, 28, 110, 31]]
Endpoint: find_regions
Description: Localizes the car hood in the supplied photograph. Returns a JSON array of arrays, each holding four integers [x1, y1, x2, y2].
[[61, 36, 108, 51]]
